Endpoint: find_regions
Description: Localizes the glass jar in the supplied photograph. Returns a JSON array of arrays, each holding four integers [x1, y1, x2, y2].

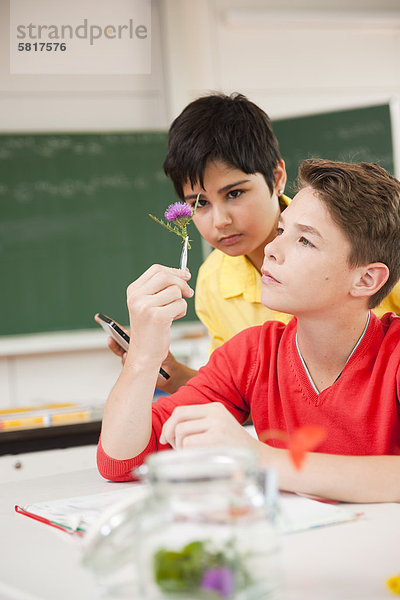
[[83, 447, 281, 599]]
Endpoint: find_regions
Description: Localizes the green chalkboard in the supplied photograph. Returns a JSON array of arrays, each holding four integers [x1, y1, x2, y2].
[[0, 132, 203, 335], [0, 104, 395, 336], [273, 103, 394, 194]]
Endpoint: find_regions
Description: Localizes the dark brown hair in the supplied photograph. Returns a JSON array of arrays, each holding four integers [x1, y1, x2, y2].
[[298, 159, 400, 308], [163, 92, 282, 199]]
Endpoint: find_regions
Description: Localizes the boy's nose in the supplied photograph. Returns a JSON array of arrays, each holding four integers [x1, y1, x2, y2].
[[213, 207, 232, 229], [264, 237, 281, 263]]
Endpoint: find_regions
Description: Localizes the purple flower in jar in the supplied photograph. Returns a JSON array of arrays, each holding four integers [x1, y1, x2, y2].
[[201, 566, 235, 598]]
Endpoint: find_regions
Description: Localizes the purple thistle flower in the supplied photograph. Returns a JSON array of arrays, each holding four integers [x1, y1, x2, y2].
[[164, 202, 192, 222], [201, 567, 235, 598]]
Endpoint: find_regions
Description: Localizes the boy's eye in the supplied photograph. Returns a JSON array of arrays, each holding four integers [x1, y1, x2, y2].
[[227, 189, 243, 199], [276, 227, 284, 236], [186, 197, 208, 209], [196, 198, 208, 208], [299, 236, 314, 248]]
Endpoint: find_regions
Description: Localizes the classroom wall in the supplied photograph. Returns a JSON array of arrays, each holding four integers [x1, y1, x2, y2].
[[160, 0, 400, 120], [1, 0, 400, 410], [0, 0, 168, 131]]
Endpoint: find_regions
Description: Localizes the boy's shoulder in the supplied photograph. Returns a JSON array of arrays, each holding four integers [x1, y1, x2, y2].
[[355, 311, 400, 373], [377, 311, 400, 349], [197, 249, 255, 286], [197, 249, 243, 279], [197, 248, 224, 278], [380, 310, 400, 329]]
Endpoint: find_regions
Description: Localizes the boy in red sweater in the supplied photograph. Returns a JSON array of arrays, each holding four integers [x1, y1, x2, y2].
[[98, 159, 400, 503]]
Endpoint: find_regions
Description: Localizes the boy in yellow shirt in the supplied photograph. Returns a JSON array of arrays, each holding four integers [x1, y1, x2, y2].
[[163, 93, 290, 354]]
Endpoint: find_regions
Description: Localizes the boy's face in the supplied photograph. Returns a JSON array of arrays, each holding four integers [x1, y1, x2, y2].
[[261, 186, 358, 316], [182, 160, 282, 264]]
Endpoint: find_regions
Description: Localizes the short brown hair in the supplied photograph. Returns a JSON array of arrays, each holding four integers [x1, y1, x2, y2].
[[297, 159, 400, 308]]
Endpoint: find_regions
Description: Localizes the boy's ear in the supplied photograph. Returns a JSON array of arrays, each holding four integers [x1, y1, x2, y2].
[[274, 160, 287, 194], [350, 263, 389, 299]]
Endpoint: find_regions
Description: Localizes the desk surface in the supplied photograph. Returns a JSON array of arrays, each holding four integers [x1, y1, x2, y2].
[[0, 465, 399, 600]]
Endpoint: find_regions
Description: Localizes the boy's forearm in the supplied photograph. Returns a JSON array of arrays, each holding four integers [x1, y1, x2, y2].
[[260, 445, 400, 503], [100, 357, 159, 460], [99, 264, 195, 461]]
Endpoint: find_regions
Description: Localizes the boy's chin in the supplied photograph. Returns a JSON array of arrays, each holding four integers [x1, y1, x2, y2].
[[261, 294, 290, 314], [215, 244, 245, 257], [262, 301, 284, 312]]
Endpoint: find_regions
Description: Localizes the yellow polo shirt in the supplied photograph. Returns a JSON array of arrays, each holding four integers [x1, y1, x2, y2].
[[195, 250, 400, 354]]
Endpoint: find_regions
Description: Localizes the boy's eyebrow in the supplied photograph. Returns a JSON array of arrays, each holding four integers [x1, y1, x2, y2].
[[184, 179, 251, 200], [279, 215, 323, 239], [296, 224, 323, 239], [184, 193, 202, 201], [218, 179, 251, 194]]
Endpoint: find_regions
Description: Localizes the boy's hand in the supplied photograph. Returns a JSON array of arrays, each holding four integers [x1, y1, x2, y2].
[[107, 334, 126, 360], [159, 403, 258, 450], [126, 264, 194, 372], [94, 292, 198, 393]]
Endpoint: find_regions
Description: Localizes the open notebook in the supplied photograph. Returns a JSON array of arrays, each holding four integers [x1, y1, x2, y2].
[[15, 485, 362, 537]]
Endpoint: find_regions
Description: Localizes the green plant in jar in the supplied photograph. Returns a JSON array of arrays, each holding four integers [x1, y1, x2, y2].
[[153, 539, 251, 598]]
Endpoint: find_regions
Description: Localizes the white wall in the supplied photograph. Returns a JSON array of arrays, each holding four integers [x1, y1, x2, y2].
[[1, 0, 400, 411], [160, 0, 400, 119], [0, 0, 169, 131]]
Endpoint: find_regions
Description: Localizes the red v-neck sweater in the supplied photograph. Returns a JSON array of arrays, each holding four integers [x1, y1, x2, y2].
[[97, 312, 400, 481]]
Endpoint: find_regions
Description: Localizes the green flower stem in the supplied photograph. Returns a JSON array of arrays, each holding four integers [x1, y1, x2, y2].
[[149, 193, 200, 251], [148, 215, 189, 243]]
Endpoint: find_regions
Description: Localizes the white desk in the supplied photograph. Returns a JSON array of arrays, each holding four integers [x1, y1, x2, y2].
[[0, 464, 399, 600]]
